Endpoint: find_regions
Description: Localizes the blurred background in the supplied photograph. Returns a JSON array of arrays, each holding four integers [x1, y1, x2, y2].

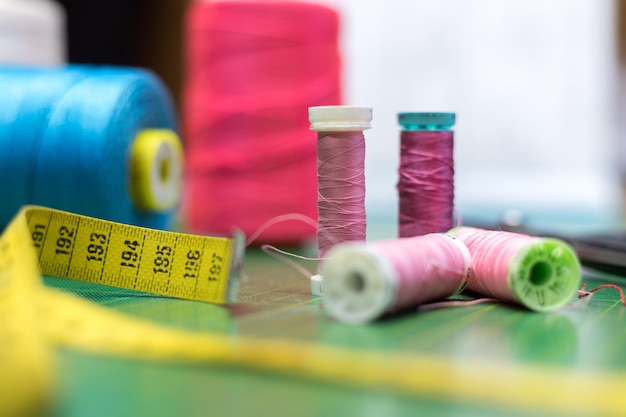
[[6, 0, 625, 236]]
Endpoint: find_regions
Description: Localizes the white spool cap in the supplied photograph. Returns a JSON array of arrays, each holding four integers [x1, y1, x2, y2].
[[309, 106, 373, 132], [0, 0, 67, 66], [321, 242, 397, 324], [311, 274, 324, 296]]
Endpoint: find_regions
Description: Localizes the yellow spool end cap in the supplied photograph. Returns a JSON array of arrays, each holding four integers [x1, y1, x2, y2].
[[129, 129, 184, 212]]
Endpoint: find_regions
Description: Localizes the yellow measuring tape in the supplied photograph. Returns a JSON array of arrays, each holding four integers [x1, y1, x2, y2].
[[1, 205, 243, 416], [26, 206, 243, 304], [4, 206, 626, 417]]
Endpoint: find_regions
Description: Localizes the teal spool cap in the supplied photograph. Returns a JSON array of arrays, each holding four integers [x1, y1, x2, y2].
[[398, 112, 455, 131]]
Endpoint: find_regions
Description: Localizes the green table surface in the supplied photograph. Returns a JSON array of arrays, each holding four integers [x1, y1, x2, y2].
[[42, 244, 626, 417]]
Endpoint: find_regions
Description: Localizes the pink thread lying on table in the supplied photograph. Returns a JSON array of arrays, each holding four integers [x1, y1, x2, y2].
[[578, 283, 626, 306], [246, 213, 318, 247], [398, 130, 454, 237], [316, 131, 366, 258], [260, 244, 319, 280], [452, 228, 539, 303], [240, 213, 319, 280], [370, 234, 469, 312]]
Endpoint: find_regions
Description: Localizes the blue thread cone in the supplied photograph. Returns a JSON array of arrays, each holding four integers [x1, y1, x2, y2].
[[0, 65, 179, 230]]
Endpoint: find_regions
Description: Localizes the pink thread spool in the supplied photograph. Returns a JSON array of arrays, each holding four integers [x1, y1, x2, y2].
[[321, 233, 471, 324], [183, 1, 341, 244], [450, 227, 581, 312], [397, 112, 455, 237], [308, 106, 372, 258]]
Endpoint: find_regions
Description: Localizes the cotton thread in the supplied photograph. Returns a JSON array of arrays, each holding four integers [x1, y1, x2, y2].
[[321, 233, 470, 324], [398, 112, 455, 237], [450, 227, 581, 312], [578, 283, 626, 306], [0, 66, 181, 230], [183, 0, 341, 244], [309, 106, 372, 259], [317, 132, 367, 257]]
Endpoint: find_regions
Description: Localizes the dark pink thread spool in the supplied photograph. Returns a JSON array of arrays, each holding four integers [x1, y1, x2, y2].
[[397, 112, 455, 238]]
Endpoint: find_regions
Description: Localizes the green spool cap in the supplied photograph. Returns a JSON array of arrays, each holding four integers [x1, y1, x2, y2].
[[398, 112, 456, 131], [508, 238, 581, 312]]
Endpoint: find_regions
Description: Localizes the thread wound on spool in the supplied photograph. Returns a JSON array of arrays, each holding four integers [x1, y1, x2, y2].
[[0, 65, 180, 230], [310, 106, 372, 259], [397, 112, 455, 237], [322, 233, 470, 324], [450, 227, 581, 312], [184, 0, 342, 244]]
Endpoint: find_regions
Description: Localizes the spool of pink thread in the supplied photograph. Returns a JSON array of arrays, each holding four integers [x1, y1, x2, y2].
[[450, 227, 581, 312], [183, 0, 342, 244], [397, 112, 455, 237], [309, 105, 372, 258], [321, 233, 471, 324], [308, 105, 371, 296]]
